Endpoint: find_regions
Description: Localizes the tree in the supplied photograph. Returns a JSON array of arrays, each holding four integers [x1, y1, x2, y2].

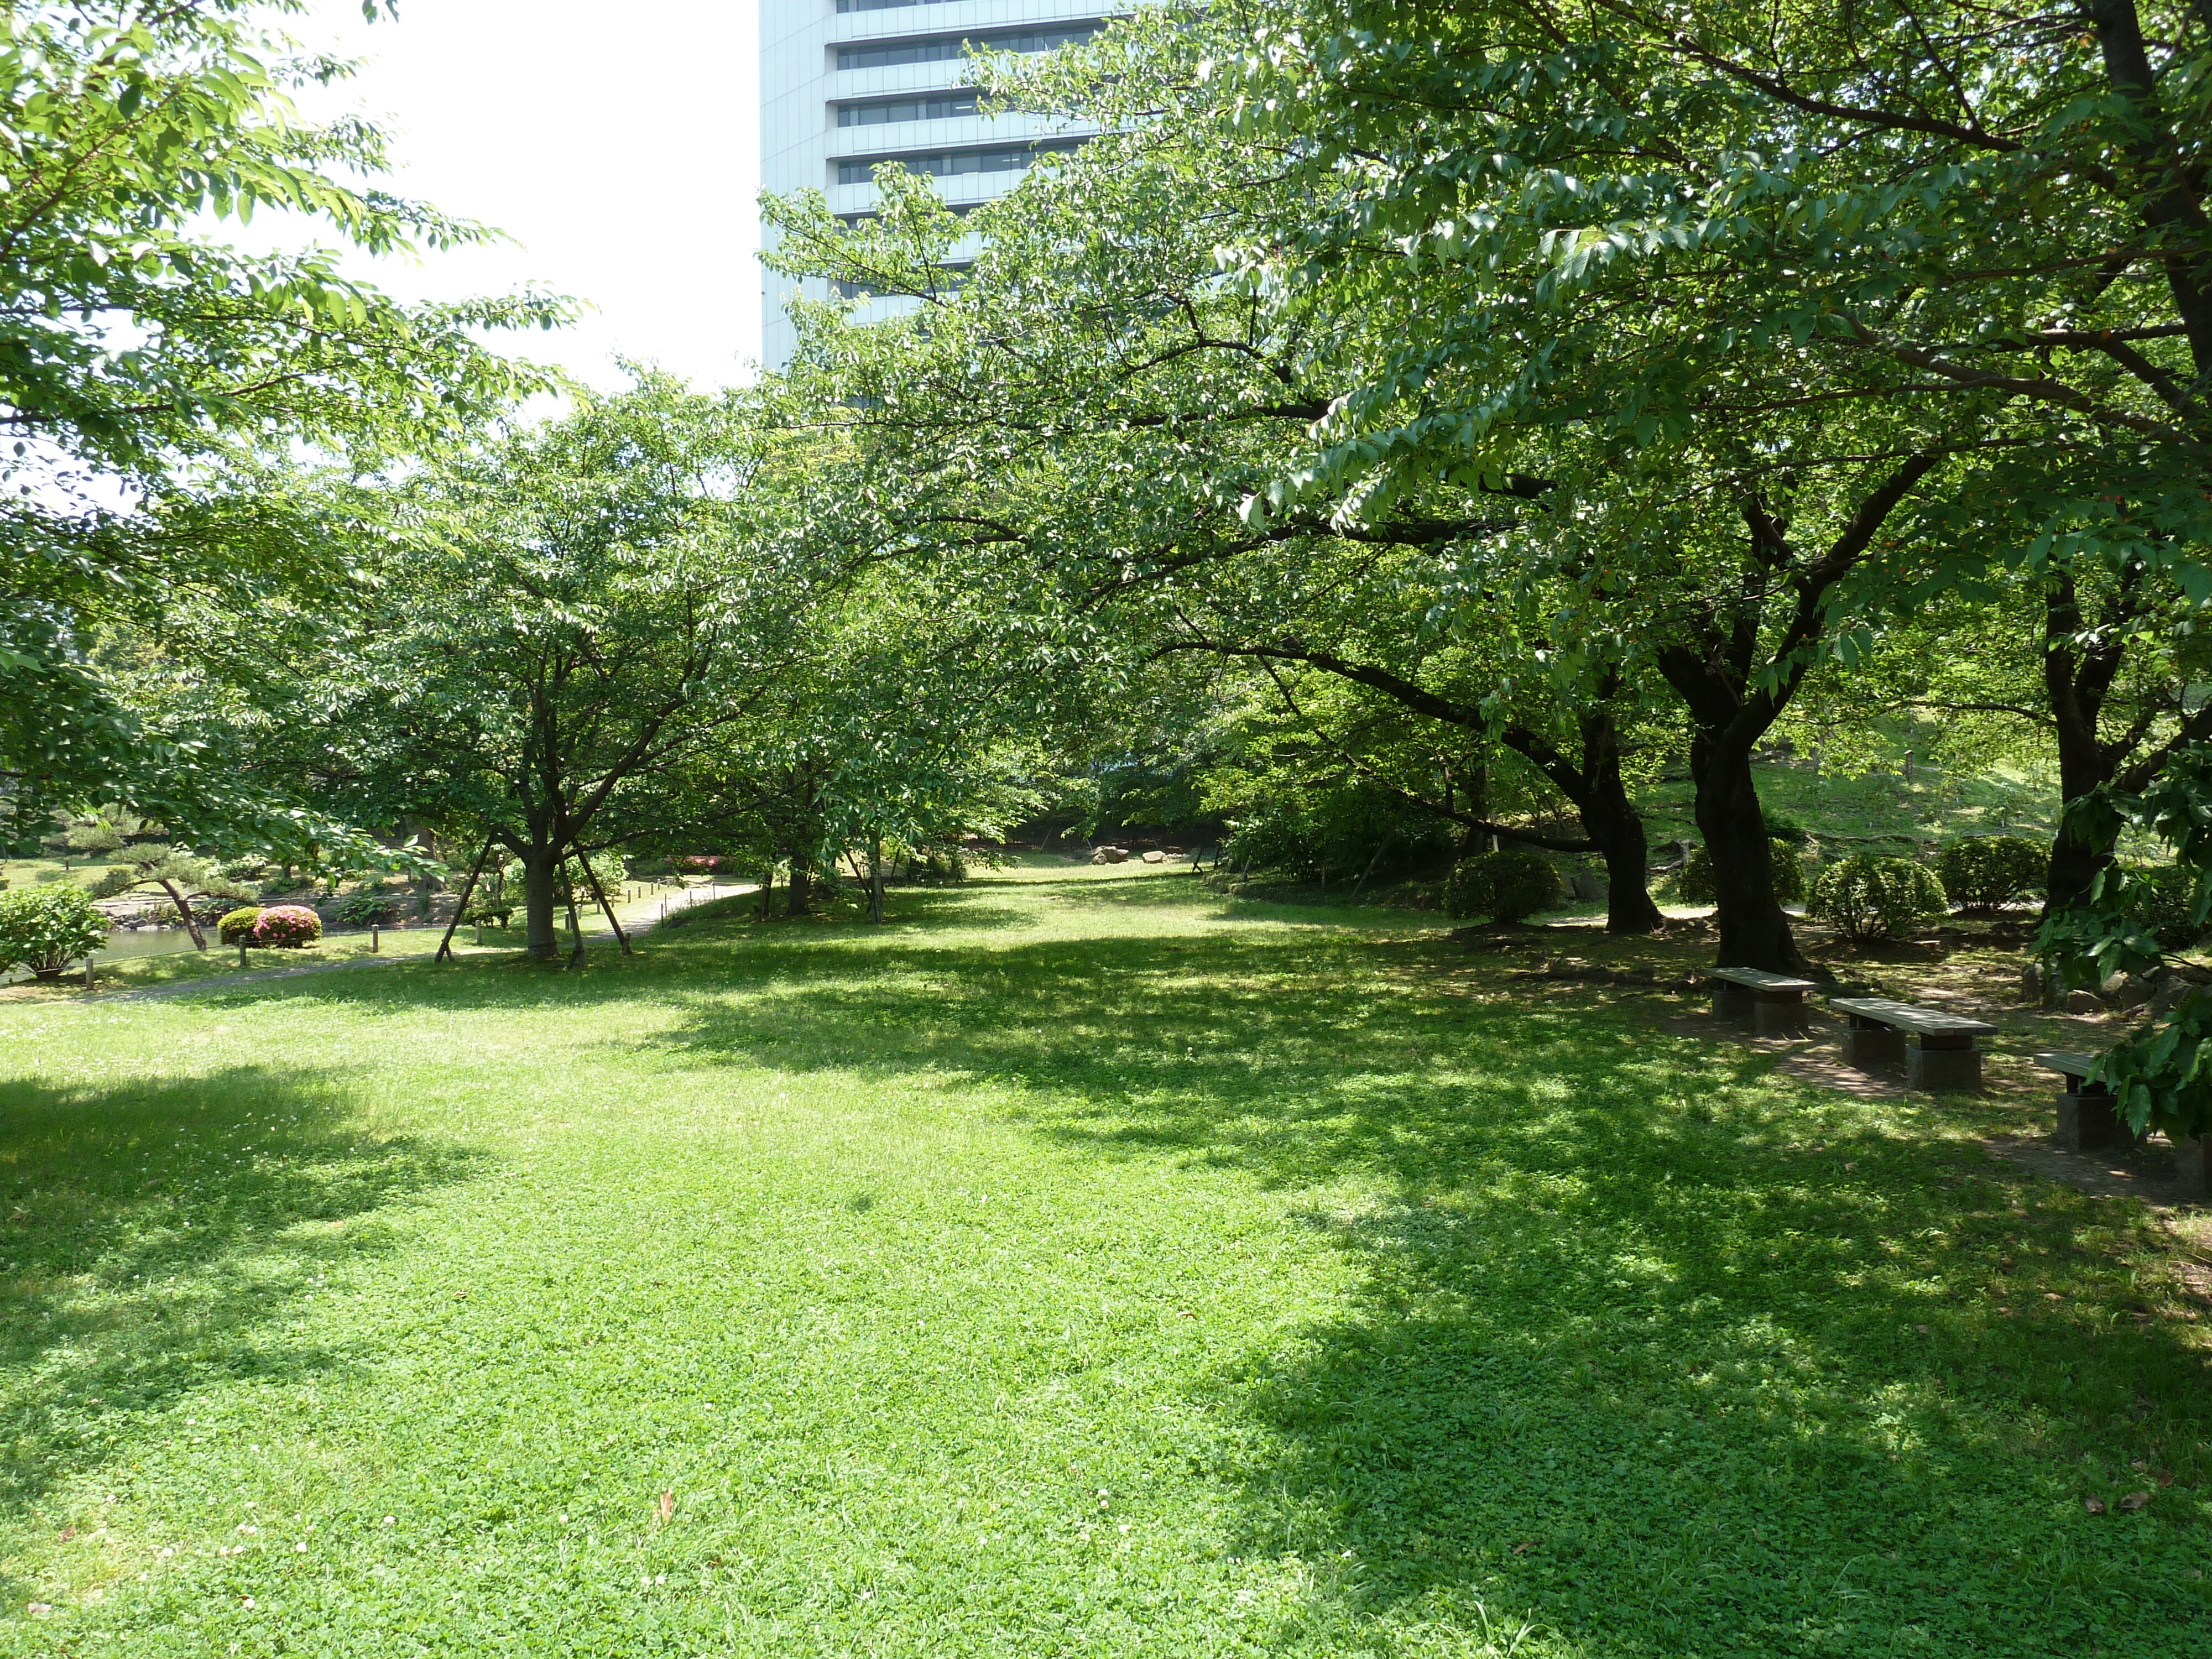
[[90, 846, 249, 950], [221, 378, 878, 960], [2, 0, 568, 836]]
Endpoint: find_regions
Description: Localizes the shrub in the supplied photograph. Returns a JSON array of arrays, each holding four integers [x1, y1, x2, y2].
[[2121, 865, 2204, 951], [1678, 839, 1806, 905], [218, 906, 264, 946], [334, 891, 403, 928], [1936, 835, 2046, 911], [1807, 855, 1948, 941], [249, 905, 322, 950], [0, 884, 111, 979], [1446, 848, 1563, 922]]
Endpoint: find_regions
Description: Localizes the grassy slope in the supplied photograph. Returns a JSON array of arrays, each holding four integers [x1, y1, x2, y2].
[[0, 864, 2202, 1657]]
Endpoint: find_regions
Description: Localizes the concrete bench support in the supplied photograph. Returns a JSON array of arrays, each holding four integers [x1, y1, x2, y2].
[[1707, 968, 1817, 1038], [2038, 1052, 2138, 1151]]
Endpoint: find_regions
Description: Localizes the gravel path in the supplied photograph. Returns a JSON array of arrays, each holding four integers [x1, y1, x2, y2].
[[78, 881, 751, 1005]]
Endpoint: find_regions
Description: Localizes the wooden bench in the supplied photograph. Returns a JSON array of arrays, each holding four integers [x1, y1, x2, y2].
[[1707, 967, 1817, 1036], [2034, 1051, 2209, 1199], [1829, 997, 1996, 1092]]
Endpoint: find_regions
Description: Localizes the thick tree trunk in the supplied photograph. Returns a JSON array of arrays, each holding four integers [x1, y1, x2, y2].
[[2042, 573, 2127, 913], [2047, 723, 2119, 912], [522, 848, 563, 960], [1560, 708, 1662, 936], [1688, 734, 1804, 972], [785, 853, 813, 919], [869, 831, 885, 924]]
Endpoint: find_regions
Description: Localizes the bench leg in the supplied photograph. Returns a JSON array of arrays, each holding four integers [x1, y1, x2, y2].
[[1841, 1024, 1907, 1074], [2174, 1135, 2210, 1203], [2056, 1090, 2133, 1152], [1751, 995, 1808, 1038], [1907, 1039, 1981, 1093], [1713, 984, 1754, 1026]]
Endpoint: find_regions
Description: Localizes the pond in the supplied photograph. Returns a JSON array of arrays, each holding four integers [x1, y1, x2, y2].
[[0, 922, 207, 985]]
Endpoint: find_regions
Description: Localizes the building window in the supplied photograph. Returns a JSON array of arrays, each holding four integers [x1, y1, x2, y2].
[[837, 139, 1084, 187], [834, 0, 956, 11], [835, 21, 1103, 72], [837, 90, 981, 127]]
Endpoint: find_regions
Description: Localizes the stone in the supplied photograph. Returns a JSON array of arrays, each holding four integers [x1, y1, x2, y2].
[[1141, 849, 1167, 864], [2057, 1092, 2134, 1152], [1568, 870, 1608, 901], [1091, 846, 1129, 865], [2151, 976, 2198, 1019], [1908, 1044, 1983, 1093], [2174, 1135, 2210, 1203], [2107, 973, 2156, 1012], [1842, 1024, 1908, 1074], [2100, 970, 2131, 998], [2065, 989, 2104, 1015]]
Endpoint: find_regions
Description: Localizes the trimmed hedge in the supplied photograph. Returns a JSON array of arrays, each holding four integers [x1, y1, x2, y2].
[[1936, 835, 2045, 912], [217, 906, 263, 946], [0, 884, 111, 979], [1446, 848, 1562, 922], [250, 905, 322, 950], [1679, 839, 1806, 906], [1808, 855, 1948, 941]]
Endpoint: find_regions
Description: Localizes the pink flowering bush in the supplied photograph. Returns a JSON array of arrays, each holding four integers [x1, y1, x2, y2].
[[249, 905, 322, 949]]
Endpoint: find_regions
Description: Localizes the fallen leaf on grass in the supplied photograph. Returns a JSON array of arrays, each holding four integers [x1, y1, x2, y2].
[[2118, 1492, 2151, 1513], [2083, 1496, 2107, 1515], [1512, 1542, 1532, 1555], [657, 1489, 674, 1526]]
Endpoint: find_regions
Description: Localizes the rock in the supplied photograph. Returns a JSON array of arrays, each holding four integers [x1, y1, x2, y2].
[[2150, 977, 2197, 1019], [1568, 870, 1608, 901], [2111, 971, 2162, 1011], [2100, 970, 2132, 998], [1091, 846, 1129, 865], [2065, 989, 2105, 1015], [1140, 849, 1167, 864]]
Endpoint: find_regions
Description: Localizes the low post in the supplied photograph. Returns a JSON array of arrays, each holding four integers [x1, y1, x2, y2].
[[82, 957, 93, 991], [372, 926, 380, 953], [239, 943, 248, 969]]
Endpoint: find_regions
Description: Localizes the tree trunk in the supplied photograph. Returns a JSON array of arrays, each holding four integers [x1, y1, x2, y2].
[[1546, 706, 1663, 936], [785, 852, 813, 919], [2042, 572, 2127, 912], [869, 831, 885, 924], [159, 880, 208, 950], [1689, 733, 1804, 973], [522, 847, 562, 960]]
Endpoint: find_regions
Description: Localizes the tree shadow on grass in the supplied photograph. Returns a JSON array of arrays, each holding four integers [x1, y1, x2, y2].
[[0, 1067, 479, 1538], [618, 914, 2210, 1655], [251, 888, 2209, 1650]]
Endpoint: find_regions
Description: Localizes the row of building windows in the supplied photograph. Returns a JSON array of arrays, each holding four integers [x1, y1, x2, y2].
[[838, 90, 982, 126], [836, 137, 1084, 185], [834, 20, 1102, 71], [835, 0, 954, 11], [832, 265, 971, 299]]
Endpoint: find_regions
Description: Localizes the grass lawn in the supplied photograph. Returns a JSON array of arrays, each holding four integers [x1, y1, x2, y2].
[[0, 863, 2203, 1657]]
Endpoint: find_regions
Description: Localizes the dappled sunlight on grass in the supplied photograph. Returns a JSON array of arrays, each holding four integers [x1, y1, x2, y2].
[[0, 869, 2200, 1655]]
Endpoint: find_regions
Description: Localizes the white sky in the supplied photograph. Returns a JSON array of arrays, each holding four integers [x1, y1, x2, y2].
[[286, 0, 763, 391]]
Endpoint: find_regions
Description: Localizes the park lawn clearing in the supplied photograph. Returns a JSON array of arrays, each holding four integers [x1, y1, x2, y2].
[[0, 862, 2203, 1657]]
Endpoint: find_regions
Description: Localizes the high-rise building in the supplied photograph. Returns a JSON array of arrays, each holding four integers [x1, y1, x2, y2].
[[758, 0, 1115, 369]]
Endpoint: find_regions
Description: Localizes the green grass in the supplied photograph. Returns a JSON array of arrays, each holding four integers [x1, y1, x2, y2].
[[0, 863, 2203, 1657], [1635, 758, 2059, 852]]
